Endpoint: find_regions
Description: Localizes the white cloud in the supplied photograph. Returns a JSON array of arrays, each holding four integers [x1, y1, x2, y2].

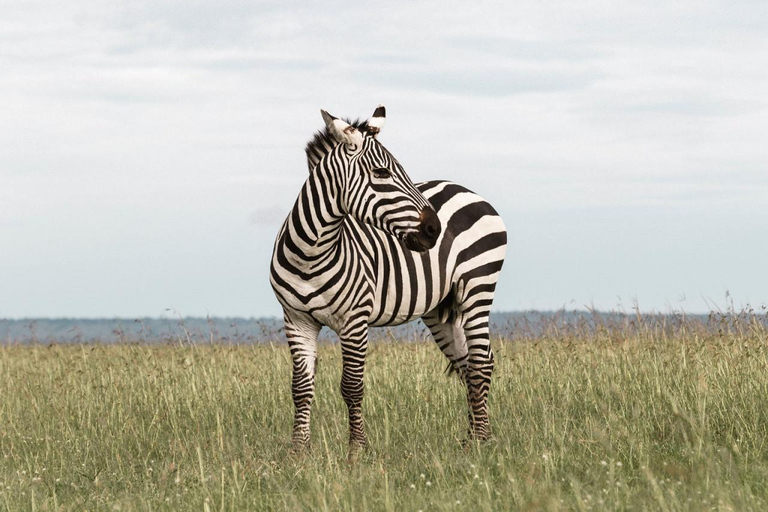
[[1, 0, 767, 316]]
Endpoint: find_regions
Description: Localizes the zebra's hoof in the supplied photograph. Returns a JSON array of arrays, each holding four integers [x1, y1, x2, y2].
[[347, 439, 368, 462], [289, 440, 312, 455], [461, 434, 495, 449]]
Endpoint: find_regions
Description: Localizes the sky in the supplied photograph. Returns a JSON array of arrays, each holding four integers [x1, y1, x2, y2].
[[1, 0, 767, 318]]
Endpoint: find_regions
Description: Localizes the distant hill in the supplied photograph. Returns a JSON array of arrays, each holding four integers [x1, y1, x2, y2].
[[1, 310, 752, 344]]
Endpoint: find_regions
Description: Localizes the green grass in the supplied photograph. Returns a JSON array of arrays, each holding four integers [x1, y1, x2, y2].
[[2, 326, 768, 510]]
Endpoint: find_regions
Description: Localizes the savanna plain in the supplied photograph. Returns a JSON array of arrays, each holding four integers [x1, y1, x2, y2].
[[1, 312, 767, 511]]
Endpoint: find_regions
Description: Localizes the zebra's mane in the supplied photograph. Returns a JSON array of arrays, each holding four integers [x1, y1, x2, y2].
[[304, 118, 372, 172]]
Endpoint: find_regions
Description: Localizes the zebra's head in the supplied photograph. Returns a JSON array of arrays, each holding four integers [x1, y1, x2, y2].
[[312, 105, 441, 252]]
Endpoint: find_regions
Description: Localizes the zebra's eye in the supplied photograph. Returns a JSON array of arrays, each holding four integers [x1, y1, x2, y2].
[[372, 168, 391, 179]]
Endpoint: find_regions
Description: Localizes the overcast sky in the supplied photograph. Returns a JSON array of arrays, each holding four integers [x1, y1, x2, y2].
[[1, 0, 767, 318]]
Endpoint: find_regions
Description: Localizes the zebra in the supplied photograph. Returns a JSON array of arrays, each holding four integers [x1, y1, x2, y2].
[[270, 105, 507, 450]]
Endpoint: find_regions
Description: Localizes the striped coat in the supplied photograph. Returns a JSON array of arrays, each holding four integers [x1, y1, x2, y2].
[[270, 106, 506, 450]]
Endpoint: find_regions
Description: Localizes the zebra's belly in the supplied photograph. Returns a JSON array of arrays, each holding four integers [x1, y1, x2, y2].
[[368, 301, 436, 327]]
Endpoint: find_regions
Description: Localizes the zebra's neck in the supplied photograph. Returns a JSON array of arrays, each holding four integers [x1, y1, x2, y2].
[[283, 167, 346, 265]]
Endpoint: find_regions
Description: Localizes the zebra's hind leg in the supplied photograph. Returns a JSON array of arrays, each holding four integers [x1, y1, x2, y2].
[[423, 302, 494, 441], [338, 318, 370, 451], [284, 312, 321, 451], [427, 280, 497, 441], [463, 307, 495, 441], [422, 309, 469, 378]]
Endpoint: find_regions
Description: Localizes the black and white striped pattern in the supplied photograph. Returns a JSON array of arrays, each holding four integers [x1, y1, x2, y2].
[[270, 106, 507, 450]]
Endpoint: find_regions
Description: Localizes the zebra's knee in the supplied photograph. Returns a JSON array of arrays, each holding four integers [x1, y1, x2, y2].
[[291, 356, 317, 404], [292, 379, 316, 410], [340, 370, 365, 405]]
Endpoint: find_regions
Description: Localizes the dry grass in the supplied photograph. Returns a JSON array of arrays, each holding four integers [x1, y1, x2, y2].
[[1, 311, 767, 510]]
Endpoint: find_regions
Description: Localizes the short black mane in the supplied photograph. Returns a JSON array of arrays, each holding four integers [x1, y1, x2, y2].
[[304, 118, 372, 172]]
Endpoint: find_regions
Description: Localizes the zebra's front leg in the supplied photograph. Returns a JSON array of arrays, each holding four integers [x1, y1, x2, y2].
[[284, 313, 321, 451], [339, 319, 370, 449]]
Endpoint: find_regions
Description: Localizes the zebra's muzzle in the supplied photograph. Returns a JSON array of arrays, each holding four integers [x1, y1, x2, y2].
[[403, 207, 441, 252]]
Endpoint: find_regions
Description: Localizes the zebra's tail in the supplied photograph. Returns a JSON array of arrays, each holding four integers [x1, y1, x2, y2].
[[444, 360, 460, 376]]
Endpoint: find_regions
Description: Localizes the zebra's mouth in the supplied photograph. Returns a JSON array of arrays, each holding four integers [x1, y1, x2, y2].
[[403, 233, 433, 252]]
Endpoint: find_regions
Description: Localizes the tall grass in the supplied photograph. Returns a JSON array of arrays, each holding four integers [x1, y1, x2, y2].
[[1, 311, 767, 510]]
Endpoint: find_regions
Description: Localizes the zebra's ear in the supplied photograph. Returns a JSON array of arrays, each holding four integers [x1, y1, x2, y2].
[[366, 104, 385, 138], [321, 109, 364, 147]]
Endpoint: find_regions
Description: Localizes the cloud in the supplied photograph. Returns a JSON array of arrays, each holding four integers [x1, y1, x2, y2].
[[446, 36, 608, 62], [353, 62, 602, 97], [249, 206, 288, 227], [1, 0, 767, 316]]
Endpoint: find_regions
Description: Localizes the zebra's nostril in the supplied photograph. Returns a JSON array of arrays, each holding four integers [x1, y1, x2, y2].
[[418, 207, 441, 244]]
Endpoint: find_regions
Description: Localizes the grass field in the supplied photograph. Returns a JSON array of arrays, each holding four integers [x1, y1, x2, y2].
[[1, 315, 768, 511]]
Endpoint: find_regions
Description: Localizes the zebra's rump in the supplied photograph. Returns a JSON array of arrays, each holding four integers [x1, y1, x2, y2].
[[366, 180, 507, 327]]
